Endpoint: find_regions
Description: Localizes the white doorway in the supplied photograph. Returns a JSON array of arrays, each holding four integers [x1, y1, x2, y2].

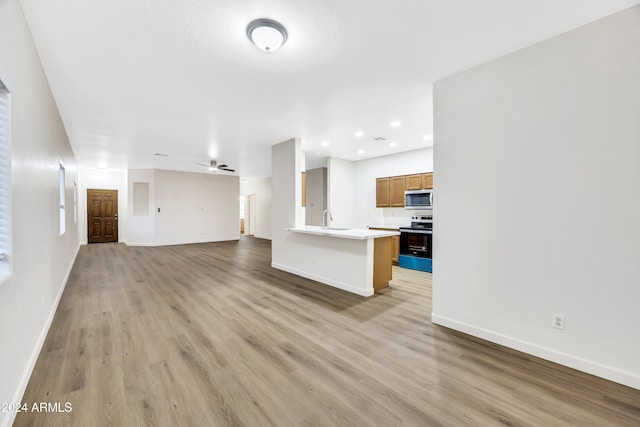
[[244, 194, 256, 236], [239, 195, 246, 234]]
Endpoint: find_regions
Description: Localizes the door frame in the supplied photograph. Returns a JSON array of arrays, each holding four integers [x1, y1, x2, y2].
[[245, 193, 256, 236]]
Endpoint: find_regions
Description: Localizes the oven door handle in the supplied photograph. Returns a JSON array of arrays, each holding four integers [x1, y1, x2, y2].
[[400, 229, 432, 235]]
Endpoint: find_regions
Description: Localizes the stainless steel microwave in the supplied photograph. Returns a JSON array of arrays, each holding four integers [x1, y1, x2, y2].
[[404, 190, 433, 209]]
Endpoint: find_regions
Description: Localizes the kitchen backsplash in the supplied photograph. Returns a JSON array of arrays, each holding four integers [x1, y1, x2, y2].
[[367, 207, 432, 227]]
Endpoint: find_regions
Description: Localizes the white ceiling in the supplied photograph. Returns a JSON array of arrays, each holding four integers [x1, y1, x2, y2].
[[19, 0, 640, 179]]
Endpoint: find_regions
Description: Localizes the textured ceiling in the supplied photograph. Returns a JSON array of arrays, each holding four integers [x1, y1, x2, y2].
[[19, 0, 640, 178]]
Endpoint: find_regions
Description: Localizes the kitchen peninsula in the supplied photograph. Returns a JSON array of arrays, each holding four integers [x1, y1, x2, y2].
[[277, 226, 400, 297]]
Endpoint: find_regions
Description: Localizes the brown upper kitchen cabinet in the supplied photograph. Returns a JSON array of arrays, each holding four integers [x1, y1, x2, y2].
[[422, 172, 433, 189], [376, 172, 433, 207], [377, 175, 409, 208], [390, 176, 406, 207], [376, 177, 390, 207], [405, 174, 423, 190]]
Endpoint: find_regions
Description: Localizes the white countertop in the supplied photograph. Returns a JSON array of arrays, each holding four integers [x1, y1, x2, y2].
[[287, 226, 399, 240]]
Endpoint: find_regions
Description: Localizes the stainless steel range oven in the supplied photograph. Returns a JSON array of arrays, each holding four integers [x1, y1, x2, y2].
[[399, 216, 432, 258]]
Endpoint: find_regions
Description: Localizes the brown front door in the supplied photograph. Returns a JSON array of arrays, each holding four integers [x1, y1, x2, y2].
[[87, 189, 118, 243]]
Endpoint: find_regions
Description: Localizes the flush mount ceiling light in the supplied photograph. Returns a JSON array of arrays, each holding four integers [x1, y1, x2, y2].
[[247, 19, 288, 52]]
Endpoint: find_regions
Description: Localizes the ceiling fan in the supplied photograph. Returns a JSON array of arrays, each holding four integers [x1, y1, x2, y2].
[[195, 160, 235, 173]]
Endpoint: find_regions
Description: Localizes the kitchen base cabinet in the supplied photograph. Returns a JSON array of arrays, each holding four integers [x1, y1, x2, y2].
[[283, 226, 399, 296], [391, 235, 400, 265], [370, 227, 400, 266], [373, 237, 393, 290]]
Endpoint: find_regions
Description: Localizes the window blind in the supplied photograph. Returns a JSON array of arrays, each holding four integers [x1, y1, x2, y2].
[[59, 164, 65, 235], [0, 89, 10, 263]]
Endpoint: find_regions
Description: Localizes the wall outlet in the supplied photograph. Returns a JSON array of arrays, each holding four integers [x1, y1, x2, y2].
[[552, 313, 565, 330]]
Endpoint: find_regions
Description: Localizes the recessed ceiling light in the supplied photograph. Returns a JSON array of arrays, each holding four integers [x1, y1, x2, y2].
[[321, 141, 329, 147], [389, 142, 398, 148], [390, 120, 401, 127], [247, 19, 288, 52], [424, 134, 433, 140], [357, 149, 365, 154], [355, 131, 364, 137]]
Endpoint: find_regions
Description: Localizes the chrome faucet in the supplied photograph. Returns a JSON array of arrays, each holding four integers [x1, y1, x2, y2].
[[321, 209, 333, 229]]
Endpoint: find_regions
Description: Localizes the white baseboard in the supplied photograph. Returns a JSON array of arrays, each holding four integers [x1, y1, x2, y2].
[[252, 234, 272, 241], [431, 313, 640, 390], [271, 262, 373, 297], [2, 243, 81, 427], [125, 237, 241, 247]]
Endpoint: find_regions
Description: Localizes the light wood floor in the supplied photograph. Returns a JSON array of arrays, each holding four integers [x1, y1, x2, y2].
[[15, 237, 640, 426]]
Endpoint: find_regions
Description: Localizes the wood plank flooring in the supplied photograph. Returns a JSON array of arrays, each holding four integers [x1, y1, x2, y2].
[[15, 237, 640, 426]]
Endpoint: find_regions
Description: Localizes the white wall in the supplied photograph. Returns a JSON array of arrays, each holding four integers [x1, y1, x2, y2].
[[353, 148, 433, 228], [305, 167, 327, 226], [125, 169, 239, 246], [78, 167, 128, 244], [240, 177, 272, 240], [154, 170, 239, 245], [127, 169, 155, 245], [0, 1, 80, 426], [327, 157, 356, 228], [271, 138, 303, 267], [433, 5, 640, 389], [325, 150, 433, 229]]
